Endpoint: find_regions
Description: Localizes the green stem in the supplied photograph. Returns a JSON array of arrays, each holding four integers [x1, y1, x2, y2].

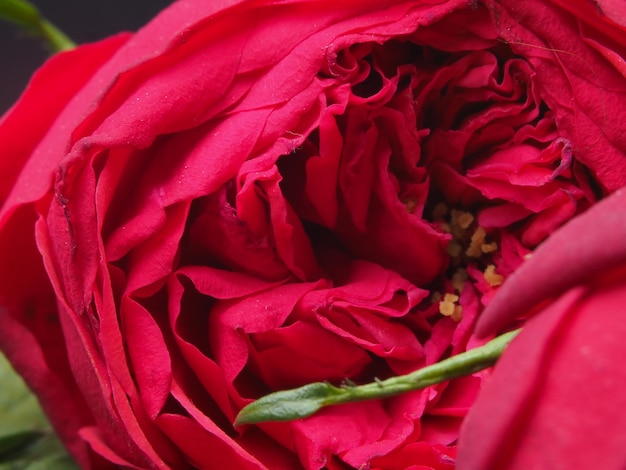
[[36, 17, 74, 52], [235, 328, 520, 426], [0, 0, 75, 52]]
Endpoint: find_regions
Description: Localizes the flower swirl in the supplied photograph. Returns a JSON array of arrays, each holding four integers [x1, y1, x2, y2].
[[0, 0, 624, 468]]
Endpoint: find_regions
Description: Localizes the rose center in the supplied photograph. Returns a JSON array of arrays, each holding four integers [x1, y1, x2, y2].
[[180, 3, 597, 411]]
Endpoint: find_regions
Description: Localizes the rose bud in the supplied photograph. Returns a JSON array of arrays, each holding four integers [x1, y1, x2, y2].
[[0, 0, 624, 468]]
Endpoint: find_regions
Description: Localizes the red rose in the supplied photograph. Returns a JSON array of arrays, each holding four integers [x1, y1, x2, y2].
[[457, 189, 626, 469], [0, 1, 624, 469]]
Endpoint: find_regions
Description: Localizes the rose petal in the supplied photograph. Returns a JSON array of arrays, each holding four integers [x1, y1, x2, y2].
[[459, 269, 626, 469]]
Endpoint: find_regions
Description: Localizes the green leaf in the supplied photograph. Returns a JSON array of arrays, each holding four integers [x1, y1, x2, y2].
[[21, 452, 77, 470], [0, 432, 43, 457], [0, 353, 78, 469], [235, 382, 344, 426], [0, 0, 75, 52], [235, 328, 521, 426], [0, 434, 77, 470], [0, 354, 48, 441]]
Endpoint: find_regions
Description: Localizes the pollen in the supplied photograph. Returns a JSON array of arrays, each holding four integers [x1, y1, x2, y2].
[[481, 241, 498, 254], [451, 209, 474, 230], [466, 226, 487, 258], [484, 264, 504, 286], [446, 240, 463, 257], [439, 293, 462, 321], [452, 268, 468, 292], [431, 204, 501, 310]]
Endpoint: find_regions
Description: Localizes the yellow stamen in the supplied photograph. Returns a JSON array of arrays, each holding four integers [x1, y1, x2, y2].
[[452, 268, 468, 292], [466, 226, 487, 258], [451, 209, 474, 230], [439, 293, 463, 322], [446, 240, 463, 257], [481, 241, 498, 254], [484, 264, 504, 286]]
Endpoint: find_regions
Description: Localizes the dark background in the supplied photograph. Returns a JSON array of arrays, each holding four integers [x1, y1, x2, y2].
[[0, 0, 174, 114]]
